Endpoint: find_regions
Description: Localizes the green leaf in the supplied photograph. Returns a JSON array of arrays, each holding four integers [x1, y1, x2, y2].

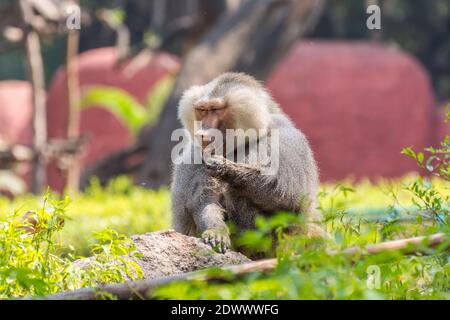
[[401, 147, 416, 159], [81, 86, 147, 136], [417, 152, 424, 165]]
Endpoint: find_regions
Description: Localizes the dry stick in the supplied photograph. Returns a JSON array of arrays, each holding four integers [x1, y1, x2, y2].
[[20, 0, 47, 194], [65, 28, 81, 193], [330, 232, 448, 256], [44, 232, 448, 300], [0, 146, 34, 168]]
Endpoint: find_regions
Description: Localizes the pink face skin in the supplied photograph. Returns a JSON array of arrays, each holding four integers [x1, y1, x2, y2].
[[194, 98, 228, 149]]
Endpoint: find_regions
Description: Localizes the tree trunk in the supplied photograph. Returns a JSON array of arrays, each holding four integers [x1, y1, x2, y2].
[[83, 0, 325, 189], [137, 0, 325, 188], [124, 0, 228, 55]]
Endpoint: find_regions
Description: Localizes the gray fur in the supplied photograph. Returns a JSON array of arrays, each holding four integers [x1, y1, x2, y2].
[[171, 73, 323, 253]]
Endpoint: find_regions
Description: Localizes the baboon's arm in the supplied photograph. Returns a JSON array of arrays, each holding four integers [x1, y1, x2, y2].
[[192, 200, 231, 253], [205, 155, 299, 212]]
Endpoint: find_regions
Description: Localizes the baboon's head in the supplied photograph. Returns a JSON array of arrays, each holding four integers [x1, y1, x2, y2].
[[178, 72, 280, 149]]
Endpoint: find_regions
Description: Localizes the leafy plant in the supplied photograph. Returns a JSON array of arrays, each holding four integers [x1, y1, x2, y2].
[[0, 192, 143, 299], [402, 104, 450, 181], [0, 176, 171, 256], [1, 173, 448, 299], [154, 209, 449, 300], [154, 179, 449, 299], [401, 104, 449, 227], [405, 177, 449, 226], [153, 108, 450, 300]]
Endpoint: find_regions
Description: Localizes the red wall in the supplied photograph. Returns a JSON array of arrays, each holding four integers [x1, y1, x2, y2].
[[267, 41, 437, 181], [0, 42, 447, 192], [0, 81, 33, 146], [0, 81, 33, 189]]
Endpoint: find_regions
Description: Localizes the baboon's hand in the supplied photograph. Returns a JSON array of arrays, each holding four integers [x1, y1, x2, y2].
[[204, 155, 227, 178], [201, 228, 231, 254], [205, 155, 261, 185]]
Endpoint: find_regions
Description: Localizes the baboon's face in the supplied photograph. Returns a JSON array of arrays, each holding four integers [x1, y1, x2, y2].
[[178, 73, 274, 151], [193, 97, 229, 149]]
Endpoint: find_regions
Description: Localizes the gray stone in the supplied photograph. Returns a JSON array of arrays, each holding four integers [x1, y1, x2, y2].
[[131, 230, 251, 279]]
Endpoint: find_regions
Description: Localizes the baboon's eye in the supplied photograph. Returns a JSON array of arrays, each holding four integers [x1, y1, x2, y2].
[[196, 109, 208, 117], [212, 108, 225, 116]]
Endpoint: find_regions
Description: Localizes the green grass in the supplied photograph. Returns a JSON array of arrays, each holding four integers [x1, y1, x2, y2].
[[0, 174, 448, 299], [154, 175, 449, 300], [0, 191, 143, 298], [0, 177, 171, 256]]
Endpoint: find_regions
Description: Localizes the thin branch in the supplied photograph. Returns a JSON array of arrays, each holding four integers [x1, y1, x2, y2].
[[0, 145, 34, 168], [43, 232, 448, 300], [20, 0, 48, 194], [65, 27, 81, 193], [0, 138, 87, 170], [330, 232, 448, 256]]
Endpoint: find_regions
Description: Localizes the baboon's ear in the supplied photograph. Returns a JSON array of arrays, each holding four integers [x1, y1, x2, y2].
[[178, 85, 204, 138], [226, 88, 272, 131]]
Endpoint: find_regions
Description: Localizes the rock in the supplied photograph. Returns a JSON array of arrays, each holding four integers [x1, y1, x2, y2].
[[131, 230, 250, 280], [49, 230, 251, 299], [74, 230, 250, 281], [267, 41, 436, 181]]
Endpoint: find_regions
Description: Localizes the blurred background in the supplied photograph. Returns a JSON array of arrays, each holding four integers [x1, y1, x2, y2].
[[0, 0, 449, 196]]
